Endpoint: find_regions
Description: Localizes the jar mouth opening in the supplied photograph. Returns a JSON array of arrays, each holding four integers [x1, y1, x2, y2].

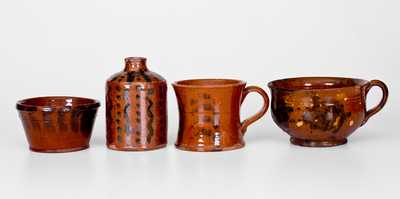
[[173, 78, 246, 88], [268, 77, 369, 91], [125, 57, 146, 62], [16, 96, 100, 112]]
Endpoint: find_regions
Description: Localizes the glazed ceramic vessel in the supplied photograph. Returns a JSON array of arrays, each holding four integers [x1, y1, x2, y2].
[[106, 57, 167, 151], [16, 96, 100, 153], [268, 77, 388, 147], [173, 79, 269, 152]]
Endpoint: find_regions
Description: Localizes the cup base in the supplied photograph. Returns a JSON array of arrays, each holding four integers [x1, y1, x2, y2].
[[290, 137, 347, 147], [107, 144, 167, 151], [29, 145, 89, 153], [175, 143, 245, 152]]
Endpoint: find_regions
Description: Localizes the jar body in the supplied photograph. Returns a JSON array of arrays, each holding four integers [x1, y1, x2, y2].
[[106, 57, 167, 151]]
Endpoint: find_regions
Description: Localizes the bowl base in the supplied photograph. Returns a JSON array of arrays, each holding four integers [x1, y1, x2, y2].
[[29, 145, 89, 153], [290, 137, 347, 147]]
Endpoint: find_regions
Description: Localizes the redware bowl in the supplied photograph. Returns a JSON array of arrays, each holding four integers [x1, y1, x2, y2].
[[16, 96, 100, 152]]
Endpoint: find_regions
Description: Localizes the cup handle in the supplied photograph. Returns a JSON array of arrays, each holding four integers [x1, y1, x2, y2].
[[239, 86, 270, 135], [361, 80, 389, 126]]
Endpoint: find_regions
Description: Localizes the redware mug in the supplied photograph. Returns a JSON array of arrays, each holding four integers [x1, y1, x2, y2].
[[173, 79, 270, 152]]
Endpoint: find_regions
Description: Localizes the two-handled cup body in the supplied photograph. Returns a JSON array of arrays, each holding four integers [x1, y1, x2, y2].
[[268, 77, 388, 147]]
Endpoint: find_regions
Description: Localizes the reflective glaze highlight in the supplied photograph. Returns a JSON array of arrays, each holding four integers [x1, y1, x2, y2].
[[106, 57, 167, 151], [268, 77, 388, 147], [16, 96, 100, 153], [173, 79, 269, 152]]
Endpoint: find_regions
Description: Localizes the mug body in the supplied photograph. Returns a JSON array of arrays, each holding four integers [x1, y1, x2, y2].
[[16, 96, 100, 152], [173, 79, 246, 151], [269, 77, 368, 147]]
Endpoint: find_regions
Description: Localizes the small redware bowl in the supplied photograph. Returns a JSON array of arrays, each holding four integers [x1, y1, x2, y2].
[[16, 96, 100, 153]]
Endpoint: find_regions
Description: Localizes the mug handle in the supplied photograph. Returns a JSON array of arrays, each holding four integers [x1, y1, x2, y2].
[[361, 80, 389, 126], [239, 86, 270, 135]]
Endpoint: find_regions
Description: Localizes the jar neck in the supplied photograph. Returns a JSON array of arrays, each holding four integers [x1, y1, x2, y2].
[[124, 57, 148, 72]]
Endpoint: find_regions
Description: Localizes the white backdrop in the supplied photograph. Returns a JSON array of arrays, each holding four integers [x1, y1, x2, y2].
[[0, 0, 398, 198]]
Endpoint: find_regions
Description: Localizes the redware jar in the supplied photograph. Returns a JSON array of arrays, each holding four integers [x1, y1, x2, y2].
[[106, 57, 167, 151]]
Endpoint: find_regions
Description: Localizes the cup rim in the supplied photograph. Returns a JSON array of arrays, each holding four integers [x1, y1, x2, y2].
[[172, 78, 246, 88], [268, 76, 369, 91], [16, 96, 100, 112]]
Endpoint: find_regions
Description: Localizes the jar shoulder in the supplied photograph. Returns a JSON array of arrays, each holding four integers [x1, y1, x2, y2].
[[106, 70, 166, 84]]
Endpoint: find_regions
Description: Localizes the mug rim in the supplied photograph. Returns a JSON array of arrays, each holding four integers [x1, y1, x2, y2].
[[16, 96, 100, 112], [268, 76, 369, 91], [172, 78, 246, 88]]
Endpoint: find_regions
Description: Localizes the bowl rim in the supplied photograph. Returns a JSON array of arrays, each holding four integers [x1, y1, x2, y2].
[[16, 96, 100, 112], [268, 76, 369, 91]]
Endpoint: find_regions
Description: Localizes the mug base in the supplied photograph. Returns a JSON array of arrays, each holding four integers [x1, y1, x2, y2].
[[107, 144, 167, 151], [29, 145, 89, 153], [175, 143, 245, 152], [290, 137, 347, 147]]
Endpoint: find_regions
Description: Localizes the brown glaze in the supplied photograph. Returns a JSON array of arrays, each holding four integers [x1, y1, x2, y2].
[[106, 57, 167, 151], [173, 79, 269, 152], [268, 77, 389, 147], [16, 96, 100, 153]]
